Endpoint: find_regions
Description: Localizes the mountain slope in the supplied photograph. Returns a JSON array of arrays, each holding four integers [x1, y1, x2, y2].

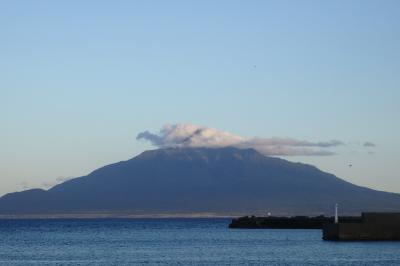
[[1, 147, 399, 215]]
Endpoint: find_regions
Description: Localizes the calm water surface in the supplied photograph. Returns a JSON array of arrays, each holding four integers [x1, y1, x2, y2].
[[0, 218, 400, 265]]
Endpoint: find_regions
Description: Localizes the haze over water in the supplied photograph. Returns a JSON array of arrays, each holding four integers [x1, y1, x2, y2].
[[1, 218, 400, 266]]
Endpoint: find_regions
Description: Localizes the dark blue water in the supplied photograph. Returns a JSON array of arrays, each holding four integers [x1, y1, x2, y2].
[[1, 219, 400, 265]]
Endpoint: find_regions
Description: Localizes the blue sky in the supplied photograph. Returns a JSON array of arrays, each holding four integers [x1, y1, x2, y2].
[[1, 0, 399, 196]]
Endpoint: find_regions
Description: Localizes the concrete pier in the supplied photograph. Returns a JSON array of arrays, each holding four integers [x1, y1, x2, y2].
[[323, 212, 400, 241]]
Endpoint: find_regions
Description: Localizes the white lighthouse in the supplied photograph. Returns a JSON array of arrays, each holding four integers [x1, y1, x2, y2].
[[334, 203, 339, 224]]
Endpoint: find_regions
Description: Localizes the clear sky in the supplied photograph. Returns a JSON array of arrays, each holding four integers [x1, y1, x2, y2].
[[1, 0, 399, 196]]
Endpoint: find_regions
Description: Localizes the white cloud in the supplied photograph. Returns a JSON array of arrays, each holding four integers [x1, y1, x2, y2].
[[137, 123, 343, 156]]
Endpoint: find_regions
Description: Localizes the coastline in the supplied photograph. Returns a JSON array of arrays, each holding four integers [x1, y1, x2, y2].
[[0, 212, 240, 219]]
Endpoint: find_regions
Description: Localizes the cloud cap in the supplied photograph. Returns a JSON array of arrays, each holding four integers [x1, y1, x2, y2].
[[137, 123, 343, 156]]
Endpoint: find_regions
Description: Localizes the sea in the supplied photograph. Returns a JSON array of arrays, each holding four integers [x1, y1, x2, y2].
[[1, 218, 400, 266]]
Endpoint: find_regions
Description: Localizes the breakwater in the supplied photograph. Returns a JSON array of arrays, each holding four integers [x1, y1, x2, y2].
[[229, 215, 361, 229], [323, 212, 400, 240]]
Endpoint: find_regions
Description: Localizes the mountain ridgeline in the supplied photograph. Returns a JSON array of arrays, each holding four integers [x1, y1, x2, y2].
[[1, 147, 399, 215]]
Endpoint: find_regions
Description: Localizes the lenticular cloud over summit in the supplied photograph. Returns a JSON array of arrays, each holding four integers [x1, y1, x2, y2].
[[137, 123, 343, 156]]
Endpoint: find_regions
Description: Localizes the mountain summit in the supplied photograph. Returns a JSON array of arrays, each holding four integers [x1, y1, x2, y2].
[[1, 147, 399, 215]]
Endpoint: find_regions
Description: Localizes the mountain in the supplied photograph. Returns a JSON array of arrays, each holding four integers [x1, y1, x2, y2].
[[1, 147, 399, 216]]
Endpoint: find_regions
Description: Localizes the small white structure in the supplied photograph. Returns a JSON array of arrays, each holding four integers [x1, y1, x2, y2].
[[334, 203, 339, 223]]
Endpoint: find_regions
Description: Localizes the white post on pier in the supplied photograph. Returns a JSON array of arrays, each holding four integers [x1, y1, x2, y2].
[[334, 203, 339, 224]]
